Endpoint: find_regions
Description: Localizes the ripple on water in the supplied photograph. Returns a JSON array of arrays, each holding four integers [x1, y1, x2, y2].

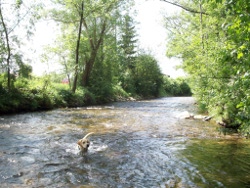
[[20, 156, 36, 164], [0, 97, 249, 187]]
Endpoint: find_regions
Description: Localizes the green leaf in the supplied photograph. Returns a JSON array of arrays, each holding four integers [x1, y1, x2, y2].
[[236, 102, 244, 109], [16, 0, 22, 9], [237, 52, 243, 59]]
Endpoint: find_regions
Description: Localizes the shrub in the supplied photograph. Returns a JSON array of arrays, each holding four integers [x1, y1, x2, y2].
[[134, 54, 163, 97], [163, 76, 192, 96]]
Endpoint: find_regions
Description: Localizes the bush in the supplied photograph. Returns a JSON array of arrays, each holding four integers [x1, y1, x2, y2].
[[134, 54, 163, 97], [163, 76, 192, 96], [0, 71, 100, 113]]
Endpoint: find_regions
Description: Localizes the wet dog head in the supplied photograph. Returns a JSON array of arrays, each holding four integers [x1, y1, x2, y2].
[[77, 132, 94, 153]]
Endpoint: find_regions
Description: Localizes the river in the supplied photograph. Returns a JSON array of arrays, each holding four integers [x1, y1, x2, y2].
[[0, 97, 250, 187]]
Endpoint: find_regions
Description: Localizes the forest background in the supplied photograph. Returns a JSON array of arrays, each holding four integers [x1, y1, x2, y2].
[[0, 0, 249, 136], [0, 0, 191, 114]]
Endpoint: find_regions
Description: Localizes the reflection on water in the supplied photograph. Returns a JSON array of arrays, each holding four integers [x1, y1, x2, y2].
[[181, 139, 250, 188], [0, 97, 249, 187]]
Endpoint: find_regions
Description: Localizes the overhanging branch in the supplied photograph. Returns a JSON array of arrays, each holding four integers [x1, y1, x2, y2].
[[160, 0, 209, 15]]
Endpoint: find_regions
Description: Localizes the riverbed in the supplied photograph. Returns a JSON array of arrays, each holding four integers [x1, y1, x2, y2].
[[0, 97, 249, 187]]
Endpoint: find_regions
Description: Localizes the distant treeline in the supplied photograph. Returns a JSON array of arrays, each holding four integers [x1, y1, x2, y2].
[[0, 73, 191, 114], [0, 0, 192, 114]]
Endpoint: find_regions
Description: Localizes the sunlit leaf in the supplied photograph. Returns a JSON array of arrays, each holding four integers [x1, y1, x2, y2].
[[236, 102, 244, 109], [237, 52, 244, 59]]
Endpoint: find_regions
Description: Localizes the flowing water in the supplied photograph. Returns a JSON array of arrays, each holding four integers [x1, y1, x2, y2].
[[0, 97, 250, 188]]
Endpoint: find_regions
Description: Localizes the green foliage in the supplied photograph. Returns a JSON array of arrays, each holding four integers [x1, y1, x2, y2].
[[163, 76, 192, 96], [0, 0, 188, 115], [48, 0, 125, 90], [119, 14, 138, 70], [0, 75, 96, 114], [15, 0, 22, 9], [117, 13, 138, 94], [120, 70, 136, 94], [43, 0, 167, 103], [112, 84, 130, 100], [165, 0, 250, 135], [134, 54, 163, 97], [0, 0, 41, 89]]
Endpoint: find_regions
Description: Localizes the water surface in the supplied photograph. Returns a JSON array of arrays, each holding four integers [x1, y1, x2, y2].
[[0, 97, 249, 187]]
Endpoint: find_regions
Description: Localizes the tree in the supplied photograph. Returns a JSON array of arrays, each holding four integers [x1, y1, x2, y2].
[[118, 13, 138, 93], [134, 53, 163, 97], [120, 14, 137, 70], [0, 2, 11, 88], [50, 0, 124, 92], [72, 1, 84, 92], [223, 0, 250, 135], [161, 0, 208, 15], [164, 0, 250, 135], [0, 0, 40, 88]]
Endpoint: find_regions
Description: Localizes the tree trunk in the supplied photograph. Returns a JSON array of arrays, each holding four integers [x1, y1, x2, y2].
[[0, 3, 11, 89], [81, 19, 107, 87], [199, 2, 204, 51], [72, 1, 84, 93], [81, 51, 96, 87]]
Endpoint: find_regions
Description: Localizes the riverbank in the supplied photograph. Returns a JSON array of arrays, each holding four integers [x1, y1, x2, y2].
[[0, 85, 172, 115], [0, 85, 138, 114], [0, 83, 241, 136], [0, 76, 192, 115]]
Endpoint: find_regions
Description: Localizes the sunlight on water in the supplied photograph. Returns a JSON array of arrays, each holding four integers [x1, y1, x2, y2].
[[0, 97, 249, 187]]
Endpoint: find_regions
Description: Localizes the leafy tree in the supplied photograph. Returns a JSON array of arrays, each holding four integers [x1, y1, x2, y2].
[[163, 76, 191, 96], [88, 31, 121, 102], [134, 53, 163, 97], [50, 0, 125, 92], [164, 0, 250, 135], [222, 0, 250, 135], [0, 0, 40, 88]]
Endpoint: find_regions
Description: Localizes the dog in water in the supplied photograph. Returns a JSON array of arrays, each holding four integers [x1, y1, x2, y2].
[[77, 132, 94, 153]]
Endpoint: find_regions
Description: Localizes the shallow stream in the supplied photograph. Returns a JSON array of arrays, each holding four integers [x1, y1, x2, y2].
[[0, 97, 250, 187]]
